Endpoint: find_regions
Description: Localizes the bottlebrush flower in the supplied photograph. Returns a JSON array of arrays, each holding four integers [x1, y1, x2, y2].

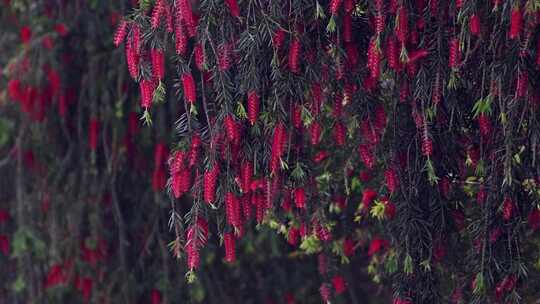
[[358, 144, 375, 169], [224, 115, 240, 144], [319, 283, 331, 302], [151, 0, 165, 29], [478, 114, 491, 137], [54, 23, 68, 36], [407, 49, 429, 64], [181, 73, 196, 104], [171, 169, 191, 198], [241, 161, 253, 193], [332, 275, 347, 295], [334, 122, 346, 146], [292, 104, 303, 129], [469, 14, 480, 36], [174, 19, 188, 55], [367, 38, 381, 80], [294, 187, 306, 209], [382, 198, 396, 219], [288, 37, 301, 73], [225, 0, 240, 17], [509, 6, 522, 40], [270, 122, 287, 173], [502, 197, 514, 221], [151, 289, 162, 304], [399, 81, 409, 103], [185, 239, 200, 270], [287, 227, 300, 246], [361, 188, 377, 210], [152, 168, 167, 191], [225, 192, 241, 228], [113, 21, 128, 47], [218, 43, 232, 72], [188, 134, 202, 167], [421, 127, 433, 156], [374, 14, 385, 36], [343, 12, 352, 42], [151, 48, 165, 80], [139, 79, 154, 109], [516, 70, 528, 98], [317, 253, 328, 275], [8, 79, 22, 101], [310, 122, 322, 145], [272, 28, 286, 50], [194, 43, 206, 70], [223, 232, 236, 263], [368, 237, 389, 256], [386, 35, 399, 71], [314, 151, 329, 163], [89, 118, 99, 151], [126, 36, 139, 79], [20, 26, 32, 44], [203, 164, 219, 204], [343, 238, 355, 256], [247, 90, 260, 125], [177, 0, 196, 37], [384, 168, 399, 193], [0, 235, 9, 256], [448, 37, 460, 69], [330, 0, 343, 15], [396, 6, 408, 44], [0, 209, 10, 223], [528, 208, 540, 231]]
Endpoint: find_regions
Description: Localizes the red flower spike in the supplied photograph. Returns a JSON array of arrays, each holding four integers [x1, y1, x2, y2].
[[181, 73, 196, 104], [343, 12, 352, 42], [361, 188, 377, 210], [330, 0, 343, 15], [334, 122, 346, 146], [174, 18, 188, 55], [386, 35, 399, 71], [113, 20, 128, 47], [272, 28, 286, 50], [151, 0, 164, 29], [194, 43, 206, 70], [203, 164, 219, 204], [270, 122, 287, 173], [516, 70, 528, 98], [344, 0, 356, 13], [139, 79, 154, 109], [225, 192, 241, 228], [241, 161, 253, 193], [0, 235, 10, 256], [287, 227, 300, 246], [292, 104, 303, 129], [151, 289, 162, 304], [89, 118, 99, 151], [224, 115, 240, 144], [20, 26, 32, 44], [319, 283, 331, 302], [310, 122, 322, 145], [384, 168, 399, 193], [469, 14, 480, 36], [368, 237, 389, 256], [294, 187, 306, 209], [448, 37, 460, 69], [396, 6, 408, 44], [358, 144, 375, 169], [126, 35, 140, 79], [223, 232, 236, 263], [509, 7, 522, 40], [343, 238, 355, 256], [332, 275, 347, 295], [367, 38, 381, 80], [528, 208, 540, 231], [225, 0, 240, 17], [502, 197, 514, 221], [288, 37, 301, 73], [247, 90, 260, 125], [151, 49, 165, 81], [375, 14, 385, 36], [177, 0, 196, 37]]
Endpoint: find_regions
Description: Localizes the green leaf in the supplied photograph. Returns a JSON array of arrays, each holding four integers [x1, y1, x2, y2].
[[403, 254, 413, 275], [12, 276, 25, 293]]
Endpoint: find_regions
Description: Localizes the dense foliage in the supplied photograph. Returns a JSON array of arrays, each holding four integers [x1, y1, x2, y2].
[[1, 0, 540, 303]]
